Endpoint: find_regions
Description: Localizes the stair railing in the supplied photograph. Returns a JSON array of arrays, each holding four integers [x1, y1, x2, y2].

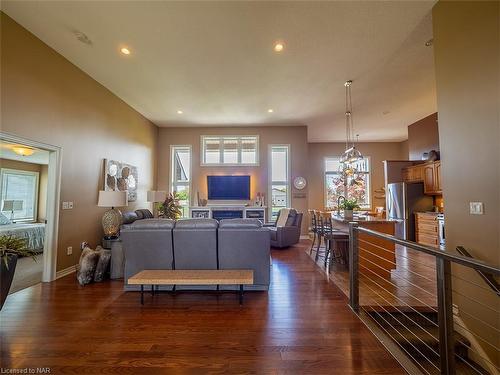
[[348, 222, 500, 375]]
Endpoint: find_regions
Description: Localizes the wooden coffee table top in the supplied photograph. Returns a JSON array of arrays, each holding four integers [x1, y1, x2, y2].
[[128, 269, 254, 285]]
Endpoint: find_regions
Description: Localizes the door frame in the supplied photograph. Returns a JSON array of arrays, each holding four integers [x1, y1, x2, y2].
[[0, 132, 62, 282]]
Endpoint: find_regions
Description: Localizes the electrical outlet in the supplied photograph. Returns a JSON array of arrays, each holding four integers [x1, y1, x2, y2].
[[469, 202, 484, 215], [67, 246, 73, 255]]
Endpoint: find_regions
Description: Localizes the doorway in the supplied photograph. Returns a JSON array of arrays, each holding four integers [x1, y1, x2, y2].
[[0, 132, 62, 287]]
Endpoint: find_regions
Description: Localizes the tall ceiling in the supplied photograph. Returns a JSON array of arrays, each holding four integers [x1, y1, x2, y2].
[[1, 1, 437, 142]]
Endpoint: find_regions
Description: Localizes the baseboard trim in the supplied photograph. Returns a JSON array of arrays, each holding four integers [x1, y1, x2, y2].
[[56, 265, 76, 279]]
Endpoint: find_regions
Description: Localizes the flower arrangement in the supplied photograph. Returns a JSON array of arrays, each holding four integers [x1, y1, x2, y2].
[[158, 192, 183, 220]]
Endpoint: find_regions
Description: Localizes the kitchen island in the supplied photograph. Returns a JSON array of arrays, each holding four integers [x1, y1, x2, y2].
[[331, 214, 397, 279]]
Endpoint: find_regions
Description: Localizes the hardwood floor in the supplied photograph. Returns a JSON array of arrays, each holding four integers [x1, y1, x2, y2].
[[0, 240, 404, 374]]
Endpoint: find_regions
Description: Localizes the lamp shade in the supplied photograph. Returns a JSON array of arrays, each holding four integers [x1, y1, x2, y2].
[[147, 190, 167, 203], [97, 191, 128, 208], [2, 200, 24, 211]]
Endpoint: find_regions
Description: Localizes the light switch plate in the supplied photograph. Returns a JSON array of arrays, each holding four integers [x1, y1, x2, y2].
[[68, 201, 74, 209], [469, 202, 484, 215], [62, 202, 68, 210]]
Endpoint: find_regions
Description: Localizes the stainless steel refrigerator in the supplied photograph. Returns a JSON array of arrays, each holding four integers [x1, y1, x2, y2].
[[386, 182, 434, 241]]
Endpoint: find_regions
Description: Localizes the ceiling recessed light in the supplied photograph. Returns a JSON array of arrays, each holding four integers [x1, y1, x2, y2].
[[120, 47, 131, 55], [267, 109, 274, 113], [177, 110, 183, 114], [273, 42, 284, 52]]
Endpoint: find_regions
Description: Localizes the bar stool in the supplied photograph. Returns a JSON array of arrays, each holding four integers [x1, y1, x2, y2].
[[322, 213, 350, 267], [314, 211, 326, 261], [308, 209, 318, 255]]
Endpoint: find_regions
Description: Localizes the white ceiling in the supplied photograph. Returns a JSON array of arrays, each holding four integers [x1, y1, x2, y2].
[[0, 142, 50, 165], [1, 1, 437, 142]]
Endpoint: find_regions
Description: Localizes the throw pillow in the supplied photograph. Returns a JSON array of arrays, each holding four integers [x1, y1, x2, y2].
[[94, 247, 111, 282], [76, 247, 99, 285]]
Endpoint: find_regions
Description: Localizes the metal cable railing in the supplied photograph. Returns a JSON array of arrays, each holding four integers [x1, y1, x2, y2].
[[347, 223, 500, 375]]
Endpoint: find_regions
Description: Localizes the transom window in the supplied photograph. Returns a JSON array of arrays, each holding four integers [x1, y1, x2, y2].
[[201, 136, 259, 165], [325, 157, 370, 209], [0, 168, 39, 222]]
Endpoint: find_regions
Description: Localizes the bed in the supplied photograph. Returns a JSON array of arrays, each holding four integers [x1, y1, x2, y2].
[[0, 223, 45, 252]]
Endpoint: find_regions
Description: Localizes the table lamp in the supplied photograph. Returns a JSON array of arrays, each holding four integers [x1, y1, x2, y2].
[[147, 190, 167, 217], [2, 200, 23, 222], [97, 191, 128, 239]]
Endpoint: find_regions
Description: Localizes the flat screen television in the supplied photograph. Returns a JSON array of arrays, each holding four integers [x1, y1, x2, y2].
[[207, 175, 250, 200]]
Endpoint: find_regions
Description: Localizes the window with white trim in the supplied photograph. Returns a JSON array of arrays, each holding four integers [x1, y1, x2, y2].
[[324, 157, 371, 209], [171, 146, 191, 218], [0, 169, 39, 222], [201, 136, 259, 165], [269, 145, 290, 221]]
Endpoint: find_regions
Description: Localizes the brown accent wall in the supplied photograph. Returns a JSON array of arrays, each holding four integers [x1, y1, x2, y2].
[[407, 113, 439, 160], [157, 126, 309, 234], [307, 142, 406, 211], [1, 14, 158, 271], [433, 0, 499, 364]]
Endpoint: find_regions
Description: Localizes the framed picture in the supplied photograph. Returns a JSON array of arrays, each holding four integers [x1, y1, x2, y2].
[[103, 159, 138, 202]]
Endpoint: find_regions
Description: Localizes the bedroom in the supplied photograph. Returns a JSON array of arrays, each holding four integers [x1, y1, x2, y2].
[[0, 141, 48, 293]]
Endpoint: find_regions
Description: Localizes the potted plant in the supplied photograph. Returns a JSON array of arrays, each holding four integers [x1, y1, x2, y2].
[[158, 192, 183, 219], [0, 235, 37, 310], [340, 198, 360, 220]]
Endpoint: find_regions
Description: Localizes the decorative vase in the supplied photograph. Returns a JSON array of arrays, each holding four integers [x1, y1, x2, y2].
[[343, 209, 354, 220], [1, 254, 18, 310], [102, 208, 122, 239]]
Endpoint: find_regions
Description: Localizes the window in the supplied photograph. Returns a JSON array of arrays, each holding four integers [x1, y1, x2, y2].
[[171, 146, 191, 218], [269, 145, 290, 221], [201, 136, 258, 165], [0, 169, 39, 222], [325, 157, 370, 209]]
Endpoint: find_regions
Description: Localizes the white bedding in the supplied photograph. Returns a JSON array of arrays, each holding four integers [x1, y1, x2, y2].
[[0, 223, 45, 251]]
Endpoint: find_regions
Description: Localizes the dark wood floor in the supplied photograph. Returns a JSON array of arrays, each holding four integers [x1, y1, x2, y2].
[[1, 240, 404, 374]]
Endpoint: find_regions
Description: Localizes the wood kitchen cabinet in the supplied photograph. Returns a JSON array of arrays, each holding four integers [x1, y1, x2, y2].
[[415, 212, 439, 247], [402, 161, 442, 195], [423, 161, 442, 195]]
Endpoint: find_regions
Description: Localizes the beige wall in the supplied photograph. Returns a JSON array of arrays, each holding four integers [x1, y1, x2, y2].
[[407, 113, 439, 160], [0, 158, 48, 222], [307, 142, 406, 211], [1, 14, 158, 271], [157, 126, 309, 233], [433, 0, 499, 364]]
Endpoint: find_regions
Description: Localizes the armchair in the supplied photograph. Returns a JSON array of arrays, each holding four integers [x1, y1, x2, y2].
[[265, 208, 303, 248]]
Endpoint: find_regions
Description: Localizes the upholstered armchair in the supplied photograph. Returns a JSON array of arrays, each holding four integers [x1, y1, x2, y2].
[[265, 208, 303, 248]]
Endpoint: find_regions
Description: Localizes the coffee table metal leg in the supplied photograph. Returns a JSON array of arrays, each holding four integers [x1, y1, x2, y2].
[[151, 285, 154, 296], [140, 284, 144, 305], [239, 284, 243, 305]]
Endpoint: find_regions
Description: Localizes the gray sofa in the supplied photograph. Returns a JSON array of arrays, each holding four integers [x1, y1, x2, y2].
[[120, 218, 271, 291], [121, 219, 175, 291], [266, 209, 303, 248]]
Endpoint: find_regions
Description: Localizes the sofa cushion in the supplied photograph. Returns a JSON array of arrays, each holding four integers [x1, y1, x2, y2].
[[285, 209, 298, 226], [122, 211, 138, 224], [269, 227, 277, 241], [135, 209, 153, 220], [219, 218, 262, 229], [123, 218, 175, 230], [175, 218, 218, 229]]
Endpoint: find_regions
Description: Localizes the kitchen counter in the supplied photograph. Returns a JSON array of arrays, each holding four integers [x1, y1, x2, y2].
[[331, 213, 398, 224], [330, 213, 397, 279]]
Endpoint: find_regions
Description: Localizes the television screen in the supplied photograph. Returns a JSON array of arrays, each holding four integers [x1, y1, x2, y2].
[[207, 175, 250, 200]]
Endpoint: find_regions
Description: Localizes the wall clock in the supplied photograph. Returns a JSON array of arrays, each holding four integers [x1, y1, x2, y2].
[[293, 176, 307, 190]]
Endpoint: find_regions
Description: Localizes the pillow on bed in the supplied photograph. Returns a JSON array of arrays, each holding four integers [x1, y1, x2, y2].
[[0, 213, 12, 225]]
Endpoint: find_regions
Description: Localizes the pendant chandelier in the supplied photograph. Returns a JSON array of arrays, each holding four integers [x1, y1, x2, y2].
[[340, 80, 363, 165]]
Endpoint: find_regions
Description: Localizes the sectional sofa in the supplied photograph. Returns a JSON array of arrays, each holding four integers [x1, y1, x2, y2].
[[120, 218, 271, 291]]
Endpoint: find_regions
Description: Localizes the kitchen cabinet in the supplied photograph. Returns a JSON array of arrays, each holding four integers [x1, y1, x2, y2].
[[402, 161, 442, 195], [423, 161, 442, 195], [415, 212, 439, 247]]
